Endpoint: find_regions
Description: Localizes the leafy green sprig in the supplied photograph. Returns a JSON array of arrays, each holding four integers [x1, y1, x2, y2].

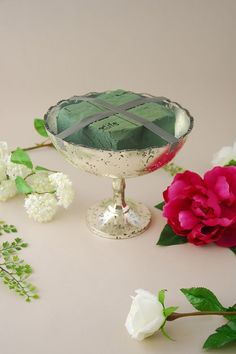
[[10, 147, 56, 195], [0, 236, 39, 301], [0, 220, 17, 235], [159, 287, 236, 350]]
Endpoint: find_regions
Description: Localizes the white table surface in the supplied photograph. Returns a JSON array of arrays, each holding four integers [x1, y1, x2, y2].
[[0, 0, 236, 353]]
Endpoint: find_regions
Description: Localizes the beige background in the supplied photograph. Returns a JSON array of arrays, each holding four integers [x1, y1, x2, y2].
[[0, 0, 236, 353]]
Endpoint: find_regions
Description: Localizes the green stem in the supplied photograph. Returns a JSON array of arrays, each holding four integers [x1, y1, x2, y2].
[[22, 142, 53, 152], [11, 139, 53, 153], [167, 311, 236, 321]]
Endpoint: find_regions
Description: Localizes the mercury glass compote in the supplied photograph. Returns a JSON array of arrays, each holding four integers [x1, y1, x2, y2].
[[44, 94, 193, 239]]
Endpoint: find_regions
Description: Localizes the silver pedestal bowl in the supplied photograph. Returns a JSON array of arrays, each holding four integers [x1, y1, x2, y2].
[[44, 95, 193, 239]]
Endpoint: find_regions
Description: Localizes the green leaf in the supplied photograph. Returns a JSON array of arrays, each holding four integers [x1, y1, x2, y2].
[[181, 287, 225, 312], [15, 177, 33, 195], [34, 118, 48, 137], [0, 223, 18, 236], [35, 165, 56, 173], [35, 166, 50, 172], [158, 289, 166, 307], [230, 247, 236, 255], [203, 321, 236, 349], [157, 224, 188, 246], [11, 148, 33, 169], [155, 201, 165, 211], [225, 160, 236, 166], [164, 306, 178, 318], [0, 237, 39, 301]]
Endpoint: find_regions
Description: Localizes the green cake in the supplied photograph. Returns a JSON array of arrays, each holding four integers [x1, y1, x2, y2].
[[56, 89, 176, 150]]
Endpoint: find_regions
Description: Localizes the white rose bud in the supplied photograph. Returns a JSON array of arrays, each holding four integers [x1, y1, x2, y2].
[[125, 289, 166, 341]]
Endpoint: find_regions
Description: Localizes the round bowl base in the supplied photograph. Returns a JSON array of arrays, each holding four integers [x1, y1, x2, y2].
[[86, 198, 151, 239]]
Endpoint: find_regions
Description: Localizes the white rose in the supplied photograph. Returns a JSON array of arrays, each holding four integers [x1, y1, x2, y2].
[[212, 142, 236, 166], [125, 289, 165, 341]]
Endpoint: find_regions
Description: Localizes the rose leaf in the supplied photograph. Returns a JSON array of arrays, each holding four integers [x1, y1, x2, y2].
[[230, 247, 236, 255], [180, 287, 225, 312], [203, 321, 236, 349], [155, 201, 165, 211], [157, 224, 188, 246]]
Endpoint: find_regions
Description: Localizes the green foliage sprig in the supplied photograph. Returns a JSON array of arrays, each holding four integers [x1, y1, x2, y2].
[[0, 220, 17, 235], [10, 148, 55, 195], [0, 221, 39, 302], [175, 287, 236, 349], [154, 287, 236, 349]]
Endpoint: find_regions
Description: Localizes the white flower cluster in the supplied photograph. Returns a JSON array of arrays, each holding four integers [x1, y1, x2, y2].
[[24, 172, 75, 223], [49, 172, 75, 208], [0, 142, 22, 201], [0, 141, 75, 222], [24, 193, 58, 223]]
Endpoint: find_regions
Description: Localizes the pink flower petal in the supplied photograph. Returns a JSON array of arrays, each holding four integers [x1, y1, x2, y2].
[[178, 211, 199, 230], [215, 223, 236, 247], [187, 224, 223, 246], [215, 176, 230, 201]]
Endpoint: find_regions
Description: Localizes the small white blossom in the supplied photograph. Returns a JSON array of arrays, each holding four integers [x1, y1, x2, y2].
[[49, 172, 74, 208], [212, 142, 236, 166], [24, 193, 58, 223], [0, 141, 31, 180], [0, 180, 17, 202], [0, 161, 7, 182], [6, 158, 31, 180], [125, 289, 165, 341], [0, 142, 10, 163], [26, 172, 55, 193]]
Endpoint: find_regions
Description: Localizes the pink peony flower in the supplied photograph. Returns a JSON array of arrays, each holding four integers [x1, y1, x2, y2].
[[163, 167, 236, 247]]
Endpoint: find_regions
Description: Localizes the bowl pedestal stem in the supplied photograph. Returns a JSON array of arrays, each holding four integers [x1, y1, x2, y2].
[[86, 177, 151, 239]]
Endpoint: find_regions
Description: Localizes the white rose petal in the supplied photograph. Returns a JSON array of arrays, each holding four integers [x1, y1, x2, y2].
[[212, 142, 236, 166], [49, 172, 74, 208], [0, 179, 18, 202], [26, 172, 55, 193], [125, 289, 166, 341], [24, 193, 58, 223]]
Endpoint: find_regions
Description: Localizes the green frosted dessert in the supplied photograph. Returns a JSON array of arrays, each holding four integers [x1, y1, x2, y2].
[[56, 89, 176, 150]]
